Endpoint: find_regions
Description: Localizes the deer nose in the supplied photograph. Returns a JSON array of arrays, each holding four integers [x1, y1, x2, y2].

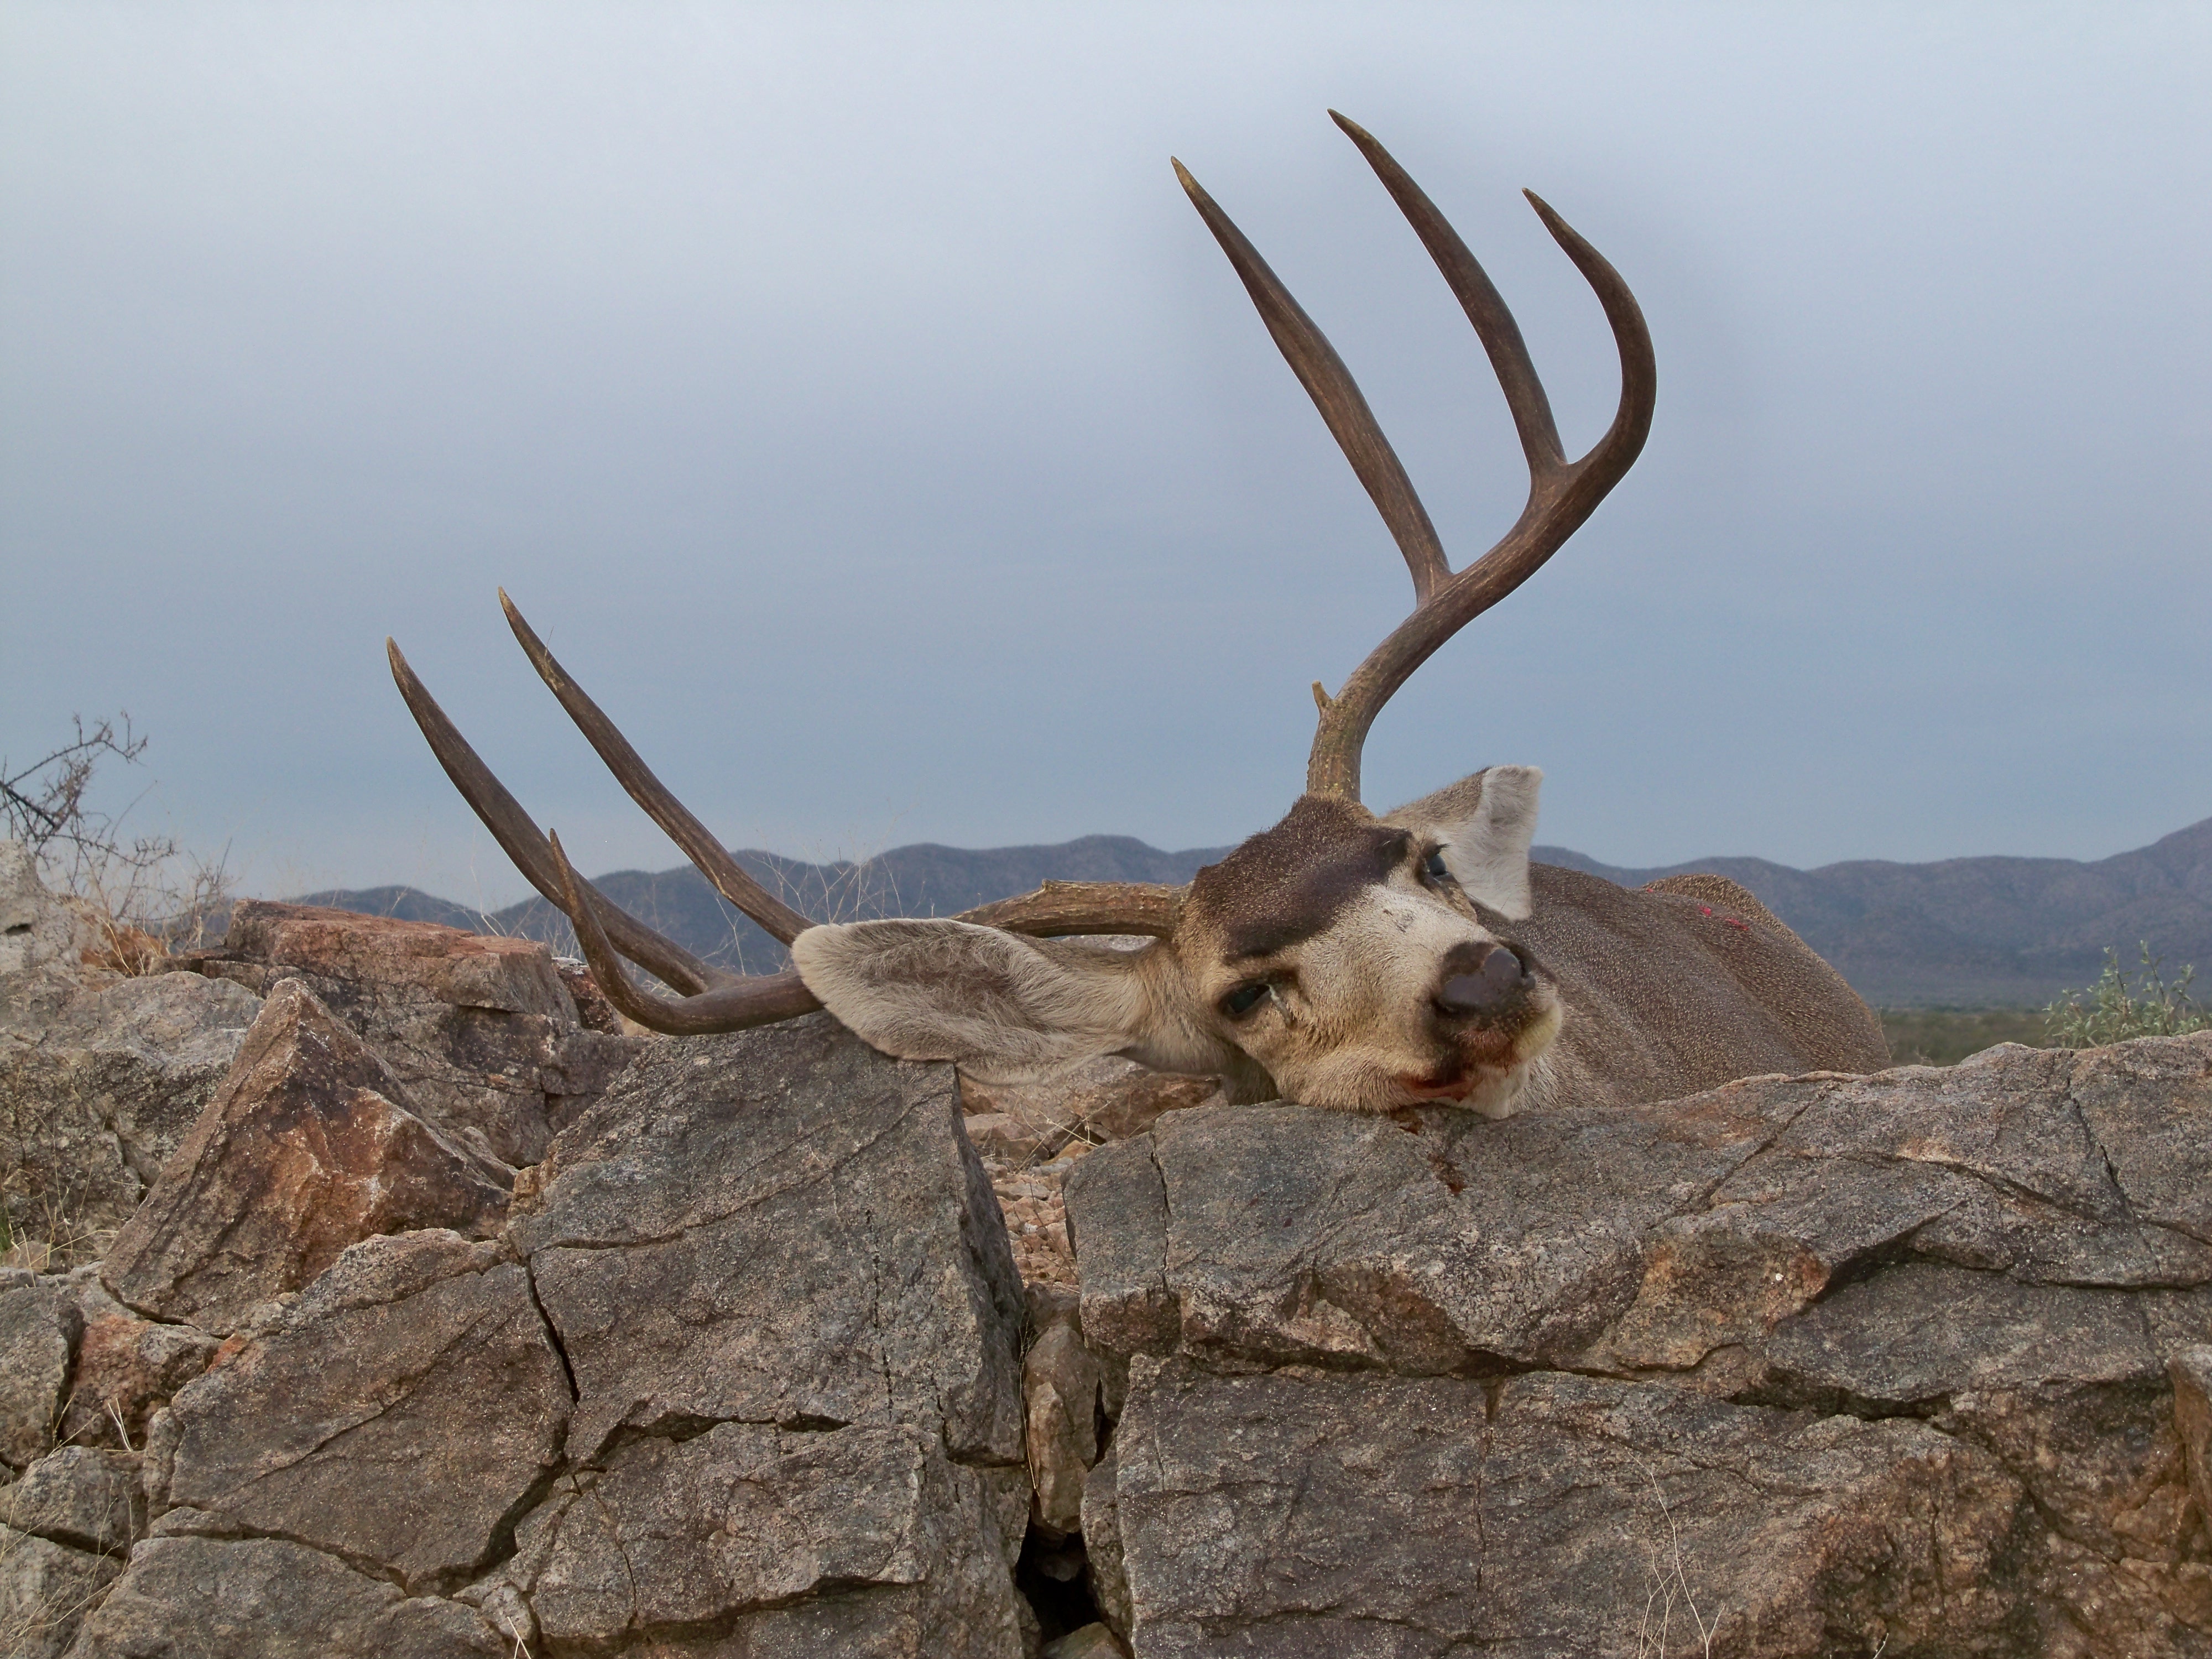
[[1434, 943, 1526, 1019]]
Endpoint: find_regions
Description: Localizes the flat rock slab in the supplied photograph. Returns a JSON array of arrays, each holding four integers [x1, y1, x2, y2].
[[102, 979, 510, 1334], [186, 900, 637, 1166], [1110, 1358, 2035, 1658], [509, 1014, 1026, 1466], [1068, 1035, 2212, 1383], [67, 1535, 508, 1658], [0, 971, 262, 1237], [150, 1229, 569, 1595], [503, 1422, 1026, 1655]]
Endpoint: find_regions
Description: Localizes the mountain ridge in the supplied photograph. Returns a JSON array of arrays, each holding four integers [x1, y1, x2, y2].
[[296, 816, 2212, 1009]]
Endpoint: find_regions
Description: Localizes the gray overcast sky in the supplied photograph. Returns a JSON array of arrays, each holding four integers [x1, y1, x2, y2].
[[4, 2, 2207, 909]]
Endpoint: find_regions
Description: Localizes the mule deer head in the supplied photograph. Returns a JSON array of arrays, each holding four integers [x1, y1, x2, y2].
[[389, 112, 1654, 1115]]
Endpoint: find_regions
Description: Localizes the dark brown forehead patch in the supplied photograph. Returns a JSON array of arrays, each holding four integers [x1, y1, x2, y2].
[[1190, 795, 1411, 961]]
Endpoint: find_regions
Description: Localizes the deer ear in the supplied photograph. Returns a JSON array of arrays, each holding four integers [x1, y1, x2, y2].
[[791, 920, 1170, 1081], [1382, 764, 1542, 920]]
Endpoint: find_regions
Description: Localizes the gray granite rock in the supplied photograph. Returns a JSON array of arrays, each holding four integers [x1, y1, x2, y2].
[[0, 1280, 79, 1471], [1068, 1033, 2212, 1656], [0, 972, 262, 1241], [0, 1520, 122, 1659], [1109, 1357, 2034, 1657], [499, 1421, 1026, 1655], [151, 1229, 568, 1595], [65, 1535, 507, 1657], [509, 1015, 1026, 1467], [0, 1447, 140, 1554]]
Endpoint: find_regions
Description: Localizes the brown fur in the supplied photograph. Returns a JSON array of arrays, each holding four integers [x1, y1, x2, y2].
[[1508, 866, 1890, 1107]]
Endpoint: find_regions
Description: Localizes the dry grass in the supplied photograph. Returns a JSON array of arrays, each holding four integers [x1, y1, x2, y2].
[[0, 1191, 116, 1276]]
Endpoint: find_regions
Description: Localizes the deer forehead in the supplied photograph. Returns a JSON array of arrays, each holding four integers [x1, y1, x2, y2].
[[1182, 795, 1480, 983]]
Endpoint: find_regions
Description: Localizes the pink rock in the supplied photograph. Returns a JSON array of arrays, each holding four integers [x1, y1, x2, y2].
[[101, 980, 510, 1334]]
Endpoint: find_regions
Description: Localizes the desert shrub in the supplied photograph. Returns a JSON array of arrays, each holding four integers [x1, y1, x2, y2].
[[2, 713, 233, 968], [2044, 943, 2209, 1047]]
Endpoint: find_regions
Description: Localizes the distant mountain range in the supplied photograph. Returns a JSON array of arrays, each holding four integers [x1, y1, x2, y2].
[[298, 816, 2212, 1010]]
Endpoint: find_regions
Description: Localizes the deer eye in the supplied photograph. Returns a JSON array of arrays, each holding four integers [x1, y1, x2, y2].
[[1423, 849, 1453, 884], [1220, 981, 1271, 1019]]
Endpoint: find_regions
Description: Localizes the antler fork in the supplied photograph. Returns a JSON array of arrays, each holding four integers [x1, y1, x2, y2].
[[1176, 111, 1657, 802]]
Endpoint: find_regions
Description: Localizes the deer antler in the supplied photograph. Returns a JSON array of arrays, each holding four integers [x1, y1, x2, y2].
[[1176, 111, 1656, 801], [390, 606, 1177, 1035]]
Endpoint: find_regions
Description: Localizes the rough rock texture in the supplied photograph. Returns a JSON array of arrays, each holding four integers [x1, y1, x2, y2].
[[1068, 1034, 2212, 1656], [148, 1229, 569, 1595], [79, 1019, 1033, 1654], [52, 1284, 220, 1452], [0, 971, 263, 1241], [67, 1535, 509, 1657], [0, 1447, 142, 1556], [495, 1422, 1027, 1655], [1115, 1358, 2033, 1657], [101, 980, 510, 1335], [0, 842, 95, 979], [181, 900, 636, 1167], [0, 1277, 79, 1472], [0, 1521, 123, 1659], [509, 1015, 1027, 1469]]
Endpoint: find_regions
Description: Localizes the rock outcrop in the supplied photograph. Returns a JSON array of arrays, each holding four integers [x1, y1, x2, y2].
[[179, 900, 635, 1167], [100, 980, 510, 1334], [15, 864, 2209, 1656], [1066, 1034, 2212, 1655], [70, 1016, 1038, 1657]]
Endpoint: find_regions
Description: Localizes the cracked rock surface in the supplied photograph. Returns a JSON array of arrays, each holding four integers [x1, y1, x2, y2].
[[146, 1228, 569, 1594], [0, 971, 263, 1242], [1069, 1032, 2212, 1656], [76, 1017, 1033, 1656], [510, 1015, 1026, 1468]]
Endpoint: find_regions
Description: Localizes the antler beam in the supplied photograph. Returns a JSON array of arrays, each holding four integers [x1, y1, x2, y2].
[[1176, 111, 1657, 802]]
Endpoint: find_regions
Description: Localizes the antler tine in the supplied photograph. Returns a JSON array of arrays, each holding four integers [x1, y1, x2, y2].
[[1327, 111, 1566, 480], [549, 831, 820, 1034], [499, 591, 815, 946], [387, 638, 725, 997], [1182, 116, 1655, 803], [1173, 158, 1451, 604]]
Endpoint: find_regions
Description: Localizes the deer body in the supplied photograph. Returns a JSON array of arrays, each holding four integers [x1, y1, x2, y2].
[[388, 113, 1888, 1118]]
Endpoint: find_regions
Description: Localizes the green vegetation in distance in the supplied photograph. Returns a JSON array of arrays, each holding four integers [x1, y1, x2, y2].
[[2044, 943, 2208, 1048], [1877, 1007, 2049, 1068], [1881, 943, 2206, 1067]]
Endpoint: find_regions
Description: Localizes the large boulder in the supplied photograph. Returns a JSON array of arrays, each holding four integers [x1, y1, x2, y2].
[[1067, 1033, 2212, 1656], [179, 900, 635, 1167], [100, 980, 510, 1335]]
